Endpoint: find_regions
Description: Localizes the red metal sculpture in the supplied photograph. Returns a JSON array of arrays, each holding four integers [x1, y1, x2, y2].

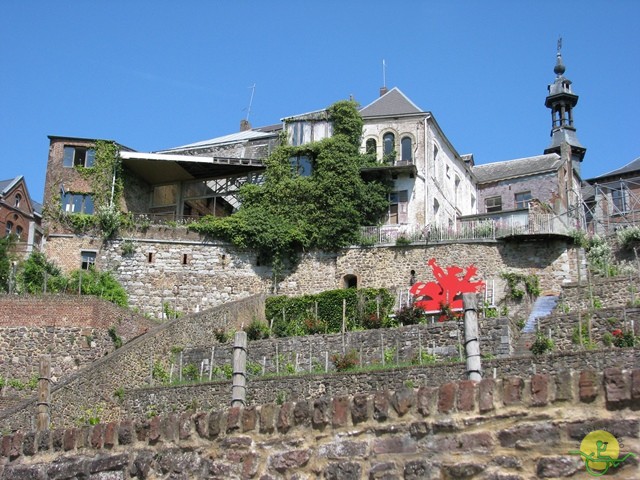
[[409, 258, 485, 317]]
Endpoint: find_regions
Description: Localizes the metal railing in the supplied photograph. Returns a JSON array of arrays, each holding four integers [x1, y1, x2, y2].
[[359, 213, 572, 246]]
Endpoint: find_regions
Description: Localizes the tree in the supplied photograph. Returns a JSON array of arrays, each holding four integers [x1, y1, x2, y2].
[[0, 236, 16, 292], [17, 251, 63, 294], [190, 100, 390, 265]]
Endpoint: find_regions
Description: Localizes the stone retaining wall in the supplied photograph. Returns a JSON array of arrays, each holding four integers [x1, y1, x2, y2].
[[1, 368, 638, 479]]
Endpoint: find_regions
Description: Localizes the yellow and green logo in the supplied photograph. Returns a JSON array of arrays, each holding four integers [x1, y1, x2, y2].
[[569, 430, 637, 476]]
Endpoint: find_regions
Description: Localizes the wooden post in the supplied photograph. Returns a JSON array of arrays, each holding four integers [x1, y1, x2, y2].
[[231, 331, 247, 407], [463, 293, 482, 382], [342, 299, 346, 353], [208, 347, 215, 381], [36, 355, 51, 431]]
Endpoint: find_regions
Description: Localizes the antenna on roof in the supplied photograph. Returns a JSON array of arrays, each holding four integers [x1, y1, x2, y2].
[[246, 83, 256, 122], [382, 59, 387, 88]]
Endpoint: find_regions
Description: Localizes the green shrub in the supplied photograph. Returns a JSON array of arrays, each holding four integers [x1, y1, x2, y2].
[[530, 332, 554, 355], [395, 305, 424, 325], [244, 318, 271, 340], [182, 363, 199, 381], [331, 350, 359, 372]]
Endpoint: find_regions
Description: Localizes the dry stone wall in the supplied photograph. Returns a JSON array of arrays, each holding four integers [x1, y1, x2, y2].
[[0, 295, 265, 431], [45, 227, 581, 319], [1, 368, 638, 479]]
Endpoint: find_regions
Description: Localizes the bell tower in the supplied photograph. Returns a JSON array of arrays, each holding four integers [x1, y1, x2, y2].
[[543, 39, 586, 170]]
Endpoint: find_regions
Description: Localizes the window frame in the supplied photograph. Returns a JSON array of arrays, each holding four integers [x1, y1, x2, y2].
[[63, 146, 96, 168], [80, 250, 97, 270], [485, 196, 502, 213], [400, 136, 412, 162], [514, 191, 533, 209], [61, 192, 95, 214], [611, 188, 627, 213]]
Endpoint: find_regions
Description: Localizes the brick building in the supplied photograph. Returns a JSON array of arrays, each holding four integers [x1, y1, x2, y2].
[[0, 175, 42, 256]]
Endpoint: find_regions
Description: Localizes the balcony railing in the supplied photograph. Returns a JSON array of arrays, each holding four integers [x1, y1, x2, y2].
[[359, 213, 572, 246]]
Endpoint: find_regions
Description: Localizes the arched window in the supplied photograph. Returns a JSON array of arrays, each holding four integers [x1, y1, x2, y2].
[[14, 194, 21, 208], [15, 226, 23, 239], [5, 221, 13, 236], [365, 138, 377, 156], [401, 137, 412, 162], [383, 133, 395, 161]]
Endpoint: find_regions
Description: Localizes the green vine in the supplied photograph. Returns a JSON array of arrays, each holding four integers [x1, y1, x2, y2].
[[501, 271, 540, 301]]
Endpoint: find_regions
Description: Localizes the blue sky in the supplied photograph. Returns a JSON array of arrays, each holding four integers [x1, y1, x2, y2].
[[1, 1, 638, 202]]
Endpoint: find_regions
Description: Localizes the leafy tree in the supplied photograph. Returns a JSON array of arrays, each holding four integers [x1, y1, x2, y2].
[[190, 100, 390, 264], [0, 236, 16, 292], [17, 251, 63, 294]]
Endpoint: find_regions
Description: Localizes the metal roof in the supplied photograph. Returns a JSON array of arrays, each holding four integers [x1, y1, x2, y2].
[[359, 87, 423, 118], [158, 128, 279, 153], [472, 153, 562, 183]]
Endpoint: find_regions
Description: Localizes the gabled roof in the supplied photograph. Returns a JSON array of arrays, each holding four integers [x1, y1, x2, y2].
[[472, 154, 562, 184], [359, 87, 423, 118], [0, 176, 21, 196], [588, 156, 640, 181]]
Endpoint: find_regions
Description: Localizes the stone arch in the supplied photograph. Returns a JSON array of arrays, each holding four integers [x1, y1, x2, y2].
[[342, 274, 358, 289]]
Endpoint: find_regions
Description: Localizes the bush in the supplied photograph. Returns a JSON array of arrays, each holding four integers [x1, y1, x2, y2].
[[612, 329, 636, 347], [67, 268, 128, 307], [244, 319, 271, 340], [530, 332, 554, 355], [331, 350, 359, 372], [395, 305, 424, 325]]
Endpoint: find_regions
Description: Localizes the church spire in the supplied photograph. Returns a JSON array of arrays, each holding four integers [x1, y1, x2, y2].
[[544, 38, 586, 163]]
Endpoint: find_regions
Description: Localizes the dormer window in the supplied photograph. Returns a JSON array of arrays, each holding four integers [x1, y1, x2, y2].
[[14, 194, 21, 208]]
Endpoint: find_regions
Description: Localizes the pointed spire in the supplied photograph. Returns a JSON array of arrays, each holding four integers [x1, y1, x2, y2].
[[554, 37, 566, 76]]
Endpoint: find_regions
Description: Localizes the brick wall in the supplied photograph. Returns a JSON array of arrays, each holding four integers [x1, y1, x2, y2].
[[1, 368, 638, 479]]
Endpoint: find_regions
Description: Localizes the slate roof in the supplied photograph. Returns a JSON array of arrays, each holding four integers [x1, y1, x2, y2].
[[0, 176, 20, 195], [359, 87, 423, 118], [472, 154, 562, 183], [588, 157, 640, 181]]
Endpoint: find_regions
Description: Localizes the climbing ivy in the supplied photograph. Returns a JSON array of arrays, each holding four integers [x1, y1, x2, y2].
[[190, 100, 390, 265], [500, 271, 540, 301]]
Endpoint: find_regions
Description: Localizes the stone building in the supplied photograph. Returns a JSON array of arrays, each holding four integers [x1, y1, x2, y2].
[[467, 48, 586, 233], [583, 156, 640, 234], [0, 175, 42, 256]]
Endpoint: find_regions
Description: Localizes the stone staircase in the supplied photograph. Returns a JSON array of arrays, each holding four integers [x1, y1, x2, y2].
[[514, 295, 559, 355]]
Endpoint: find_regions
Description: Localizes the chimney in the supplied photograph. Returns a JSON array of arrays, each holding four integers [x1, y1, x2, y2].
[[240, 119, 251, 131], [379, 86, 388, 97]]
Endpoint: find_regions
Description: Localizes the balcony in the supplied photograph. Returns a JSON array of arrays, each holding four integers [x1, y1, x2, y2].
[[359, 212, 573, 246]]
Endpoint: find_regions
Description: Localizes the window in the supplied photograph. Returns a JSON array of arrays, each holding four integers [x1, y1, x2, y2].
[[5, 221, 13, 236], [80, 251, 96, 270], [152, 184, 177, 207], [14, 194, 21, 208], [387, 190, 408, 224], [515, 191, 532, 209], [291, 122, 304, 146], [290, 155, 312, 176], [401, 137, 412, 162], [15, 226, 23, 239], [612, 188, 627, 213], [365, 138, 377, 156], [485, 196, 502, 213], [433, 144, 439, 160], [383, 133, 395, 161], [61, 192, 94, 214], [63, 146, 95, 168]]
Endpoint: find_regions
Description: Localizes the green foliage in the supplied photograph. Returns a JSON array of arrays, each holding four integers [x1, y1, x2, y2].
[[331, 350, 359, 372], [395, 236, 412, 247], [569, 228, 589, 248], [16, 251, 63, 294], [246, 361, 263, 376], [612, 330, 636, 347], [592, 297, 603, 309], [0, 236, 17, 292], [482, 301, 498, 318], [244, 318, 271, 340], [107, 326, 123, 349], [182, 363, 199, 381], [95, 204, 122, 239], [77, 404, 104, 426], [113, 387, 125, 401], [162, 302, 181, 320], [530, 332, 554, 355], [413, 350, 437, 365], [63, 213, 97, 234], [617, 226, 640, 248], [585, 234, 616, 276], [152, 361, 169, 384], [602, 332, 614, 347], [211, 364, 233, 379], [190, 100, 390, 265], [572, 325, 595, 349], [214, 328, 232, 343], [121, 240, 136, 256], [68, 268, 128, 307], [501, 271, 540, 301], [266, 288, 394, 338], [395, 305, 424, 325], [383, 347, 397, 364]]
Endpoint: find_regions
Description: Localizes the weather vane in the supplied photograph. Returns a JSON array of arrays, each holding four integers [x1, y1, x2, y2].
[[557, 36, 562, 53]]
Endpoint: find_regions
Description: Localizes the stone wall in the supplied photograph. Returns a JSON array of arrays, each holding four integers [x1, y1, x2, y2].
[[0, 296, 153, 400], [0, 295, 265, 431], [118, 348, 640, 422], [45, 226, 581, 319], [561, 275, 640, 312], [1, 368, 638, 479]]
